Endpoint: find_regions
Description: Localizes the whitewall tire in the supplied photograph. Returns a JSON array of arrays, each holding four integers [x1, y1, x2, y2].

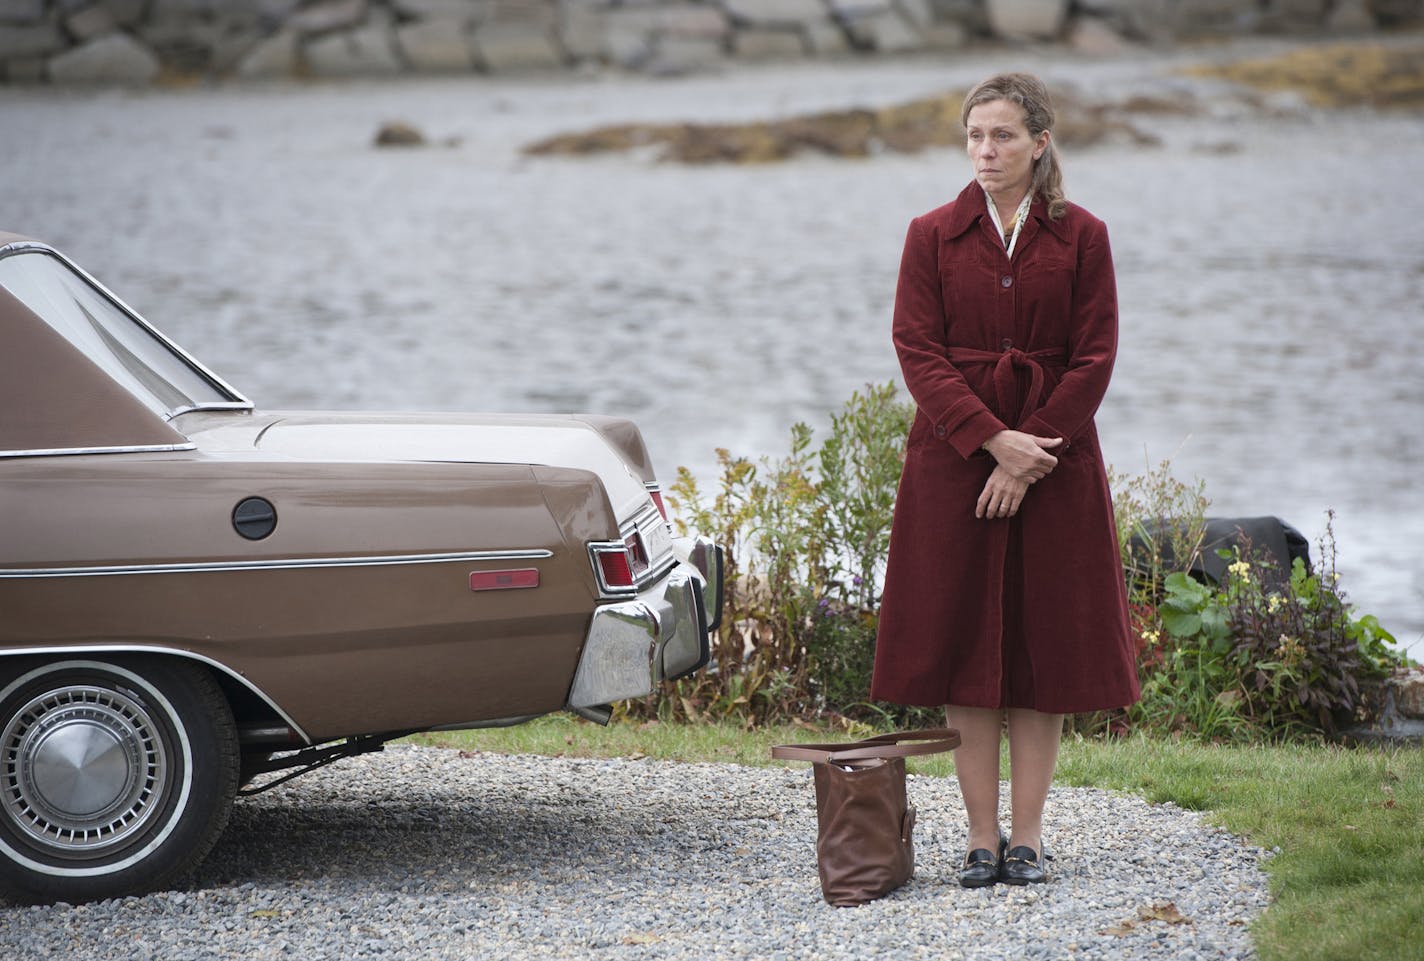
[[0, 656, 239, 903]]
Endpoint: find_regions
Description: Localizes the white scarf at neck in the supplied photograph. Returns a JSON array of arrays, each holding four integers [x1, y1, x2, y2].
[[984, 189, 1034, 259]]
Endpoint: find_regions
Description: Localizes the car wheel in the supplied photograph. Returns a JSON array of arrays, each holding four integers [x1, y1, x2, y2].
[[0, 656, 239, 904]]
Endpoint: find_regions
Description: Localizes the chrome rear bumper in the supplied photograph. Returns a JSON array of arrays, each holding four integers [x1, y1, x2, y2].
[[566, 535, 722, 712]]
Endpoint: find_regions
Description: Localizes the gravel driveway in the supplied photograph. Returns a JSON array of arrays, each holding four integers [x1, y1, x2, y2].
[[0, 745, 1270, 960]]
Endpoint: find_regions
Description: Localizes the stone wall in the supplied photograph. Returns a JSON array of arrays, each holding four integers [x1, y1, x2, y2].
[[0, 0, 1415, 85]]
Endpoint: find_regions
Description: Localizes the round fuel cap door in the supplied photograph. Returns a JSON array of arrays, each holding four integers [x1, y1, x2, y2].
[[232, 497, 277, 540]]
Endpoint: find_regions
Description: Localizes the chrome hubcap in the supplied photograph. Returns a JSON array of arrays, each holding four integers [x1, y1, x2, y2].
[[2, 684, 167, 853]]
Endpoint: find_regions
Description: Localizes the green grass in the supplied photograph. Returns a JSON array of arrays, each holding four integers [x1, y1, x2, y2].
[[406, 718, 1424, 961], [1055, 736, 1424, 961]]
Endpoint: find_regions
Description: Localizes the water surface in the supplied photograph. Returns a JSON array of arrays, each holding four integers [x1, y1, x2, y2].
[[3, 45, 1420, 656]]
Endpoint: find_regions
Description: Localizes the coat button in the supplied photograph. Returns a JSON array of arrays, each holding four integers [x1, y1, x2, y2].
[[1000, 275, 1013, 288], [1001, 338, 1013, 350], [934, 425, 946, 438]]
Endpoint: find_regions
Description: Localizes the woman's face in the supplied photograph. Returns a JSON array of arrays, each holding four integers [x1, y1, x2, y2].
[[965, 99, 1049, 202]]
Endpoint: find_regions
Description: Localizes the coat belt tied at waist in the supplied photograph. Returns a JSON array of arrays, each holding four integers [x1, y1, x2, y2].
[[945, 346, 1067, 427]]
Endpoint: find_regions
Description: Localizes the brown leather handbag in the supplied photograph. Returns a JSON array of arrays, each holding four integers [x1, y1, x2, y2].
[[771, 728, 961, 906]]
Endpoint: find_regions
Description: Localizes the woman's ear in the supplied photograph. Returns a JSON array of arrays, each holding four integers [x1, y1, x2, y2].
[[1033, 130, 1051, 161]]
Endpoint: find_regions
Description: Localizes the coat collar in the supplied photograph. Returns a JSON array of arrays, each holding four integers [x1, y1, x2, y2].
[[941, 179, 1069, 245]]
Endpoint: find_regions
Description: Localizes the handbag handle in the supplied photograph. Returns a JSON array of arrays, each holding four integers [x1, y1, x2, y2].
[[770, 727, 961, 764]]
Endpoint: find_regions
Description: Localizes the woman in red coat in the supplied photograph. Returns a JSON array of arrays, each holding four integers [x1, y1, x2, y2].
[[871, 73, 1140, 887]]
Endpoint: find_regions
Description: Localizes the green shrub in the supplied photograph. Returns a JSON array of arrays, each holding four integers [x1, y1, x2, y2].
[[1086, 460, 1405, 742], [1114, 506, 1402, 740], [1146, 517, 1398, 738], [647, 387, 1404, 740], [620, 383, 916, 725]]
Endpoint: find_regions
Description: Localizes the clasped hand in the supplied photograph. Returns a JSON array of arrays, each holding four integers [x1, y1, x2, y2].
[[975, 430, 1062, 519]]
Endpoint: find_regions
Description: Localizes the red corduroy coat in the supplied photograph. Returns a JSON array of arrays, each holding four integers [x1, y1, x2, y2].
[[870, 181, 1141, 713]]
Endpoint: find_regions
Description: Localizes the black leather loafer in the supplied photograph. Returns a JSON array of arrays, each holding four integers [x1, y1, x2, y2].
[[958, 836, 1006, 888], [999, 844, 1047, 885]]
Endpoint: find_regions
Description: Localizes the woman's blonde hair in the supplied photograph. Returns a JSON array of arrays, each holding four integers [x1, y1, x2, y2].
[[961, 73, 1067, 220]]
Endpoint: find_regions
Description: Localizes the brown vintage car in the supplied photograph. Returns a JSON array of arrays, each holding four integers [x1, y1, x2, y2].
[[0, 232, 723, 904]]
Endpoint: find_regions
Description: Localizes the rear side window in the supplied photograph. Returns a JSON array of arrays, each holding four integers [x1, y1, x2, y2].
[[0, 250, 239, 418]]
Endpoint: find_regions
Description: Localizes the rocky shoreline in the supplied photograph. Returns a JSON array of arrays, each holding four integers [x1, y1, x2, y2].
[[0, 0, 1415, 87], [513, 37, 1423, 163], [518, 84, 1162, 161]]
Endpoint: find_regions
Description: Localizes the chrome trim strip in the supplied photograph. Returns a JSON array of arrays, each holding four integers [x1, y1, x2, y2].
[[168, 403, 251, 418], [0, 645, 311, 744], [0, 549, 554, 579], [0, 242, 255, 413], [0, 443, 197, 459], [625, 503, 677, 580]]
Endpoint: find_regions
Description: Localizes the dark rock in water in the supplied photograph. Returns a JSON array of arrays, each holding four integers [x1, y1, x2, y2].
[[374, 120, 427, 147]]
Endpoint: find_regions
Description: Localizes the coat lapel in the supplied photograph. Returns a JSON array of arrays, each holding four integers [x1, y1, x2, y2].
[[944, 184, 1067, 259]]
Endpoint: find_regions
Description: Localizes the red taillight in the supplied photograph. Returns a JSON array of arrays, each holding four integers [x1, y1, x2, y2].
[[596, 548, 634, 589], [648, 487, 668, 522], [592, 530, 651, 593]]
